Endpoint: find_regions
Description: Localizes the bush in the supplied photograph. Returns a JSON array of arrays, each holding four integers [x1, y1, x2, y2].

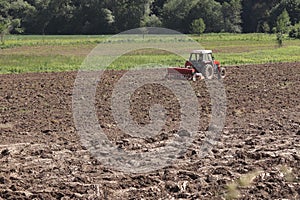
[[276, 9, 290, 34], [191, 18, 206, 35], [289, 23, 300, 39]]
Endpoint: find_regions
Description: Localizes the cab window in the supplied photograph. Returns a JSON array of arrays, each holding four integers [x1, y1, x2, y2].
[[207, 53, 213, 61], [202, 53, 212, 61], [190, 53, 198, 61]]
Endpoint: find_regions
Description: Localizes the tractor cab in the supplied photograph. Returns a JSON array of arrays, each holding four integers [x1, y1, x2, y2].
[[189, 50, 213, 62], [188, 50, 215, 72]]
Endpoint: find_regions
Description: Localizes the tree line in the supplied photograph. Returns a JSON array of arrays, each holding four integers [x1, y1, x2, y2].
[[0, 0, 299, 35]]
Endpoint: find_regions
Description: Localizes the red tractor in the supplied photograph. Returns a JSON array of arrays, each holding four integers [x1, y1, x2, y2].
[[167, 50, 226, 81]]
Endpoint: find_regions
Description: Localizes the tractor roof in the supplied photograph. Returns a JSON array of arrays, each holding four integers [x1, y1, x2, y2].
[[191, 50, 212, 54]]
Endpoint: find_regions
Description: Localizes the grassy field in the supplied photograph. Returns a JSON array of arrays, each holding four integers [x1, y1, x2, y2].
[[0, 33, 300, 74]]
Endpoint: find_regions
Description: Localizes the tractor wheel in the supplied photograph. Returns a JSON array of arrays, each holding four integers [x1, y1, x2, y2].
[[218, 67, 226, 79], [203, 64, 214, 79]]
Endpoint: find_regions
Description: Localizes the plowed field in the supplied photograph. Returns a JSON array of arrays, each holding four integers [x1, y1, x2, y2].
[[0, 63, 299, 199]]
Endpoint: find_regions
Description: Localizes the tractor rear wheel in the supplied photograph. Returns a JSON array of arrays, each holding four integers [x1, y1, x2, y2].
[[203, 64, 214, 79]]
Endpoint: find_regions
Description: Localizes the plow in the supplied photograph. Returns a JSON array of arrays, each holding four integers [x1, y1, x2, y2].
[[167, 50, 226, 81]]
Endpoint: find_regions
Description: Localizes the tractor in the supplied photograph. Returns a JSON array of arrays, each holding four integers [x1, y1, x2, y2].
[[167, 50, 226, 81]]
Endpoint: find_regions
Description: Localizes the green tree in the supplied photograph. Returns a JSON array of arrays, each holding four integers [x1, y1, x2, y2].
[[161, 0, 199, 32], [23, 0, 77, 34], [74, 0, 113, 34], [286, 0, 300, 25], [0, 21, 8, 44], [275, 9, 291, 47], [289, 23, 300, 39], [0, 0, 33, 42], [150, 0, 168, 16], [260, 21, 270, 33], [221, 0, 242, 32], [141, 14, 162, 27], [278, 0, 300, 26], [241, 0, 280, 33], [269, 0, 300, 31], [186, 0, 223, 33], [191, 18, 206, 34], [141, 0, 162, 27], [106, 0, 150, 32], [23, 0, 114, 34], [276, 9, 291, 34]]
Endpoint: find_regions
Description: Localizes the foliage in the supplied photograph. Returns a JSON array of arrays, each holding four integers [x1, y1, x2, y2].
[[161, 0, 199, 32], [289, 23, 300, 38], [221, 0, 242, 33], [276, 9, 291, 33], [260, 22, 271, 33], [141, 0, 162, 27], [241, 0, 280, 33], [0, 0, 299, 34], [141, 15, 162, 27], [0, 0, 34, 42], [269, 0, 300, 30], [186, 0, 223, 33], [0, 22, 9, 44], [191, 18, 206, 34]]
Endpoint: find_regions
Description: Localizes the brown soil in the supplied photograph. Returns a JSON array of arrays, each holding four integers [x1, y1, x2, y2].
[[0, 63, 299, 199]]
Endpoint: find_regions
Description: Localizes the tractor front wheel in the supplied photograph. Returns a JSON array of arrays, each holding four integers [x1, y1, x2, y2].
[[203, 64, 214, 79], [218, 67, 226, 79]]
